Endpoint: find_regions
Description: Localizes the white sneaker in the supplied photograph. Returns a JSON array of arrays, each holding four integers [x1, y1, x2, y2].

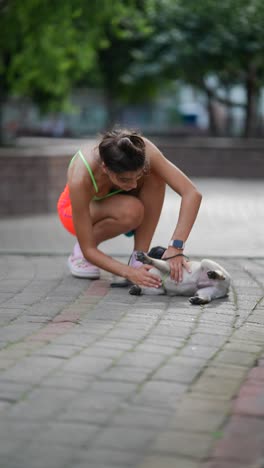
[[67, 255, 100, 279], [128, 251, 144, 269]]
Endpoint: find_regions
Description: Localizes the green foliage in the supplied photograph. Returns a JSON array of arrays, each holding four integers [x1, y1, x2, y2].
[[0, 0, 147, 110], [125, 0, 264, 89], [2, 0, 264, 134], [120, 0, 264, 135]]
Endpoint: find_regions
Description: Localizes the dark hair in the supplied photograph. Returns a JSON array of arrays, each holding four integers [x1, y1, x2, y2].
[[98, 128, 146, 173]]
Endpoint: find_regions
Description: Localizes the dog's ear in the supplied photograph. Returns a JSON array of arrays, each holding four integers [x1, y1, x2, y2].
[[148, 246, 166, 259]]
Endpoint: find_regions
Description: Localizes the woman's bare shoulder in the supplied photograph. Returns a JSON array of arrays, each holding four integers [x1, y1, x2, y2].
[[67, 157, 94, 199], [142, 137, 167, 166]]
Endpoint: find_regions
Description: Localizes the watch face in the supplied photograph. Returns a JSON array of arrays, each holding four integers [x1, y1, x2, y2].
[[172, 240, 184, 249]]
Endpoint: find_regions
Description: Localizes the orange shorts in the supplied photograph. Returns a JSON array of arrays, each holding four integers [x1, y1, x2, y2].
[[57, 185, 76, 236], [57, 184, 135, 238]]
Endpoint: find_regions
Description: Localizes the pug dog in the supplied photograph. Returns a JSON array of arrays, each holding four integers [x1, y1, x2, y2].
[[129, 246, 231, 305]]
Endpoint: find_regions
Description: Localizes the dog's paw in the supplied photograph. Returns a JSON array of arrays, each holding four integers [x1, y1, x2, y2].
[[136, 252, 147, 263], [207, 270, 225, 280], [189, 296, 209, 305], [129, 285, 142, 296]]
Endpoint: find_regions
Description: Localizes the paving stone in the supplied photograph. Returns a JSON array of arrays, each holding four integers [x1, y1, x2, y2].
[[194, 324, 232, 336], [212, 417, 264, 463], [132, 381, 187, 408], [80, 345, 126, 359], [0, 381, 31, 402], [100, 366, 151, 383], [151, 430, 214, 459], [192, 376, 241, 397], [141, 336, 186, 349], [41, 372, 93, 390], [231, 328, 264, 343], [51, 333, 97, 347], [205, 459, 250, 468], [168, 355, 208, 368], [6, 441, 77, 468], [0, 400, 11, 412], [0, 420, 45, 446], [0, 323, 42, 344], [88, 380, 137, 396], [213, 350, 257, 367], [223, 341, 263, 353], [151, 324, 194, 339], [103, 329, 147, 342], [116, 351, 166, 369], [179, 395, 231, 414], [0, 355, 64, 383], [0, 358, 16, 370], [58, 407, 114, 425], [110, 405, 171, 429], [33, 343, 82, 358], [73, 463, 120, 468], [137, 455, 203, 468], [134, 342, 182, 355], [32, 421, 98, 447], [6, 388, 77, 421], [92, 426, 157, 452], [74, 447, 142, 467], [61, 355, 113, 374], [180, 344, 219, 360], [167, 410, 226, 433], [153, 364, 201, 384], [0, 437, 26, 457], [202, 364, 247, 380], [90, 339, 134, 351], [65, 390, 125, 415]]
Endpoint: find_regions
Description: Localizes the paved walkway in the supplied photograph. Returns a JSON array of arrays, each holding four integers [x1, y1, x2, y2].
[[0, 178, 264, 468], [1, 178, 264, 257]]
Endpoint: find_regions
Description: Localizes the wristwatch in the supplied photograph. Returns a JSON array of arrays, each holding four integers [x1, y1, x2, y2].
[[169, 239, 185, 250]]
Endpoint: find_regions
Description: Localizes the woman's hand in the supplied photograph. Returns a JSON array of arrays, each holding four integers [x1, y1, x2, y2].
[[162, 248, 191, 283], [127, 265, 162, 288]]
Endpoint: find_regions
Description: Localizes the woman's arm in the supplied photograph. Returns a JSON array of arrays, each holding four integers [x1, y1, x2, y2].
[[145, 138, 202, 281]]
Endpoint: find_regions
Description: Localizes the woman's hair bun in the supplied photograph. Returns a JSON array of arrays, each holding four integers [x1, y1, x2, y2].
[[117, 136, 132, 149], [98, 128, 146, 173]]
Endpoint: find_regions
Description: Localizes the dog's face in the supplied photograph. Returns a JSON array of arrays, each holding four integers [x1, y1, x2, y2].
[[148, 246, 166, 259]]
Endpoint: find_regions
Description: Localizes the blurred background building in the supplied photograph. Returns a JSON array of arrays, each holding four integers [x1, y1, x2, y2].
[[3, 83, 264, 141]]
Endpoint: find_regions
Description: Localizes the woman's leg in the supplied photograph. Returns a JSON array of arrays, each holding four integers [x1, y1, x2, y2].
[[134, 173, 166, 252], [68, 195, 144, 278], [90, 195, 144, 244]]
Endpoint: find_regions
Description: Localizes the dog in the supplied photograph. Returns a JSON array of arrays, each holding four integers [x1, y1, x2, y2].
[[129, 246, 231, 305]]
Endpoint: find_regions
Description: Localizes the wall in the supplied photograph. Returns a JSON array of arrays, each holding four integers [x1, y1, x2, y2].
[[0, 137, 263, 216], [153, 137, 264, 178]]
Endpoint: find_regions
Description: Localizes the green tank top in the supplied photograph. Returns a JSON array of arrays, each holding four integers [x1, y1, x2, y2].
[[70, 150, 123, 201]]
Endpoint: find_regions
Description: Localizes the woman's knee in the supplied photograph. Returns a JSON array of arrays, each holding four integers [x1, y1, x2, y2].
[[118, 197, 144, 229]]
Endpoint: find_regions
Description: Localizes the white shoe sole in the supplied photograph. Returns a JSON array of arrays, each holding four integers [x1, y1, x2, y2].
[[67, 258, 100, 279]]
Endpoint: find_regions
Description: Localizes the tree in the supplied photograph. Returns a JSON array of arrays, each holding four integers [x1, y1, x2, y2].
[[0, 0, 145, 142], [89, 0, 161, 128], [125, 0, 264, 136]]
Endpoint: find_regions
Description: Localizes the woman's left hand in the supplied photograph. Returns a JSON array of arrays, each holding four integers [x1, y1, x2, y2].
[[162, 248, 191, 283]]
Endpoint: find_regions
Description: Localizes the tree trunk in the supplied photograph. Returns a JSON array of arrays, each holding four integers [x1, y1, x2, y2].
[[224, 87, 234, 137], [205, 90, 219, 136], [244, 67, 259, 138], [104, 91, 120, 130], [0, 91, 5, 146]]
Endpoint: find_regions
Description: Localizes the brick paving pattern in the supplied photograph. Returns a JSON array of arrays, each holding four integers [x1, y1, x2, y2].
[[0, 254, 264, 468]]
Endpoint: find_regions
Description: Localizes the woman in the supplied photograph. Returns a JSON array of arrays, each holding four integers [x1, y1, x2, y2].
[[57, 128, 202, 288]]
